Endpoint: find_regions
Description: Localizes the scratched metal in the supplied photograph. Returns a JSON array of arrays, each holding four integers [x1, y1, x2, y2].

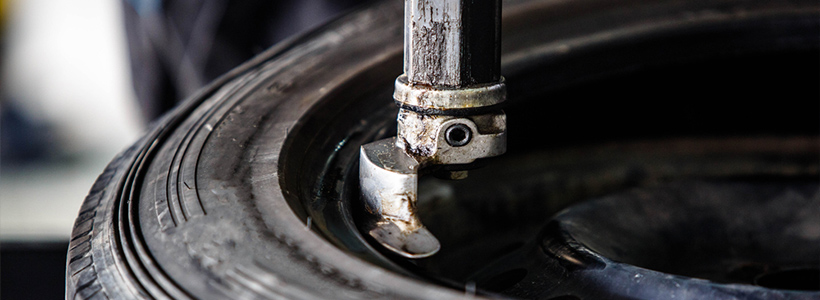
[[405, 0, 464, 87], [360, 138, 441, 258], [396, 111, 506, 164], [361, 0, 506, 258], [394, 75, 507, 109]]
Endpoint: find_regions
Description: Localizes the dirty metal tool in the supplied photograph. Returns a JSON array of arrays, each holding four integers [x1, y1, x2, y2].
[[360, 0, 506, 258]]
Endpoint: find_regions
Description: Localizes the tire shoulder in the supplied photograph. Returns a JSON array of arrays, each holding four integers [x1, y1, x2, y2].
[[66, 148, 136, 300]]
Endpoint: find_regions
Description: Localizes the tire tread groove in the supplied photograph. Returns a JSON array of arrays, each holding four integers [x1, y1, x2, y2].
[[67, 159, 123, 300]]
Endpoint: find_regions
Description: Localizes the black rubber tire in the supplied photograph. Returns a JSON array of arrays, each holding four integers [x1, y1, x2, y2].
[[66, 2, 460, 298], [66, 0, 819, 299]]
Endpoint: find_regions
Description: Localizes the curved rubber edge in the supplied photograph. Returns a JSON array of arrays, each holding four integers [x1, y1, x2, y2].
[[65, 151, 129, 300]]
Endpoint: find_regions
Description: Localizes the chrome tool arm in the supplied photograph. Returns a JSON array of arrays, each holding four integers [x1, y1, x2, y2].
[[360, 0, 506, 258]]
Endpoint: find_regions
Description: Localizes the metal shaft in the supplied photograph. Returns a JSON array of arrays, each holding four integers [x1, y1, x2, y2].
[[359, 0, 506, 258], [404, 0, 502, 88]]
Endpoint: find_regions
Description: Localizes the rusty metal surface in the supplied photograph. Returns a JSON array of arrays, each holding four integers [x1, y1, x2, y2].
[[396, 111, 506, 164], [360, 0, 507, 258], [404, 0, 463, 86], [403, 0, 501, 87], [359, 109, 506, 257], [360, 138, 441, 258], [394, 75, 507, 110]]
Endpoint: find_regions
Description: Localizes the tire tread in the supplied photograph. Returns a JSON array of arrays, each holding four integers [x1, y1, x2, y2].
[[66, 160, 121, 300]]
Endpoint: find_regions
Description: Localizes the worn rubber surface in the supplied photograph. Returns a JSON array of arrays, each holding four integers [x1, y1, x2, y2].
[[66, 2, 458, 298], [66, 0, 819, 299]]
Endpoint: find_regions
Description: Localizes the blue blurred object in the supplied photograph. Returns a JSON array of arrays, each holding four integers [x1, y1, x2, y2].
[[0, 101, 58, 166]]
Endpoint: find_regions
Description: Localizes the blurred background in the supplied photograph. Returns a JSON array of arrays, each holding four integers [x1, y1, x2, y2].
[[0, 0, 367, 298]]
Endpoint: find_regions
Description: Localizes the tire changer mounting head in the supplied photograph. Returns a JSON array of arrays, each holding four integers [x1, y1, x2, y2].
[[360, 0, 505, 258]]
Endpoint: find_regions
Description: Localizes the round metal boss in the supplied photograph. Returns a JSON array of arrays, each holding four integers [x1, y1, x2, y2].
[[445, 124, 472, 147]]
